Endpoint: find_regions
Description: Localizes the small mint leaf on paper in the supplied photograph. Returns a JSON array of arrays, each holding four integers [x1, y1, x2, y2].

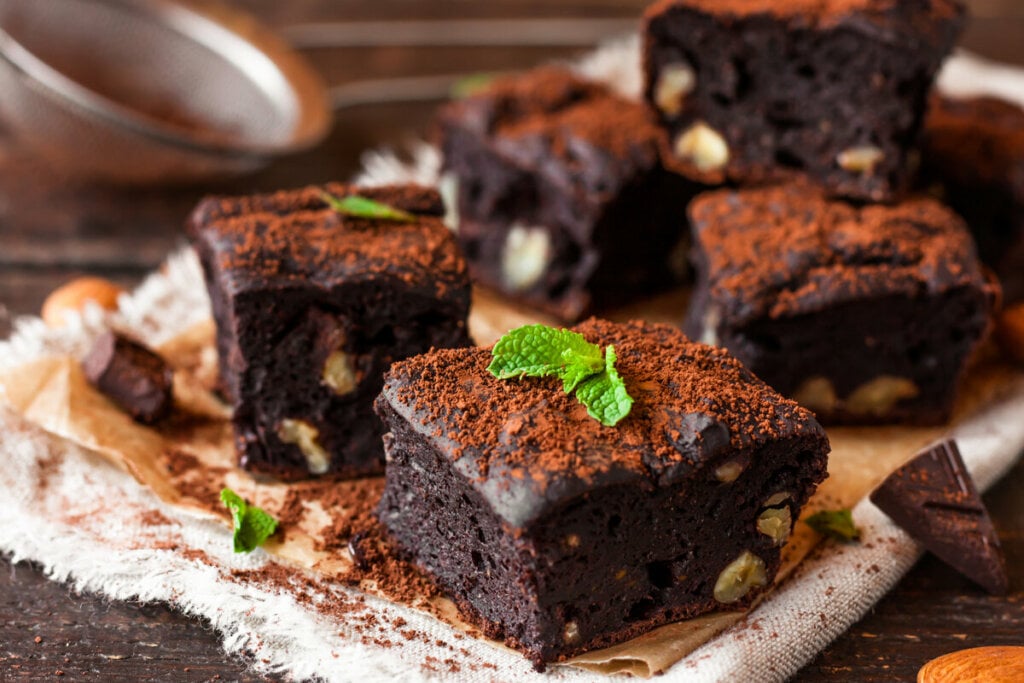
[[488, 324, 633, 427], [319, 190, 417, 223], [574, 345, 634, 427], [804, 509, 861, 543], [220, 488, 278, 553]]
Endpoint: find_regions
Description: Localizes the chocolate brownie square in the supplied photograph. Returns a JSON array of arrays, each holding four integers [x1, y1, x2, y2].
[[376, 318, 829, 667], [437, 67, 702, 322], [685, 184, 997, 425], [189, 183, 471, 480], [643, 0, 965, 201], [923, 95, 1024, 302]]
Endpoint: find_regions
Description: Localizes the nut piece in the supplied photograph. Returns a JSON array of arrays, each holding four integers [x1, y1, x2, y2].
[[837, 145, 884, 174], [438, 171, 460, 232], [846, 376, 919, 416], [715, 461, 744, 483], [700, 305, 721, 347], [654, 62, 696, 117], [501, 224, 551, 292], [563, 620, 581, 644], [918, 646, 1024, 683], [278, 418, 331, 475], [565, 533, 581, 549], [322, 350, 358, 396], [713, 551, 767, 604], [757, 506, 792, 546], [792, 376, 839, 414], [674, 121, 730, 172], [42, 277, 125, 327], [995, 303, 1024, 364], [764, 492, 792, 507]]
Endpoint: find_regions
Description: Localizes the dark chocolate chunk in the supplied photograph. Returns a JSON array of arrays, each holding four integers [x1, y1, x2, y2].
[[376, 318, 830, 666], [643, 0, 965, 201], [82, 331, 173, 425], [187, 183, 472, 481], [685, 183, 997, 425], [870, 439, 1008, 595]]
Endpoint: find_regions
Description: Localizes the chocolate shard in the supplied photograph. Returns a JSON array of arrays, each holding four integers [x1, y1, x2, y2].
[[870, 439, 1008, 595], [82, 331, 174, 425]]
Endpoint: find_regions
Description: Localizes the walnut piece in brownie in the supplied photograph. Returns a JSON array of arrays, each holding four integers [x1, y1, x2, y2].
[[923, 95, 1024, 303], [82, 331, 173, 425], [375, 318, 829, 667], [437, 67, 702, 322], [686, 184, 997, 425], [643, 0, 965, 201], [188, 183, 472, 481]]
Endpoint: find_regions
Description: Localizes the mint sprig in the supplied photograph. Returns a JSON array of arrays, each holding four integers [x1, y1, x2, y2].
[[804, 509, 861, 543], [220, 488, 278, 553], [488, 324, 633, 427], [319, 190, 416, 223]]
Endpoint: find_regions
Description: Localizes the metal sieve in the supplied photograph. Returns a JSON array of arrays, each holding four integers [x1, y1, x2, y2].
[[0, 1, 634, 184], [0, 0, 332, 184]]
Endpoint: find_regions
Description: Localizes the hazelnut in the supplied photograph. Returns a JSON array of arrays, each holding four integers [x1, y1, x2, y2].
[[501, 224, 551, 292], [995, 303, 1024, 364], [713, 551, 767, 604], [563, 620, 581, 644], [674, 122, 730, 172], [715, 460, 744, 483], [277, 418, 331, 475], [757, 506, 792, 546], [654, 62, 696, 117], [792, 376, 838, 414], [438, 171, 460, 232], [322, 350, 358, 396], [837, 145, 884, 174], [846, 376, 919, 416], [41, 277, 125, 327]]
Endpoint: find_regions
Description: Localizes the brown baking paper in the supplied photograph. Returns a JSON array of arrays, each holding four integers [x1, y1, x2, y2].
[[1, 288, 1020, 678]]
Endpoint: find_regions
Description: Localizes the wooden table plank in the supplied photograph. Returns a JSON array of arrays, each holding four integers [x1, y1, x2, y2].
[[1, 1, 1022, 680]]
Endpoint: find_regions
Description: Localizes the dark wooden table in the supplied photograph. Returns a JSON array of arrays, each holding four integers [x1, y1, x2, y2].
[[2, 1, 1022, 680]]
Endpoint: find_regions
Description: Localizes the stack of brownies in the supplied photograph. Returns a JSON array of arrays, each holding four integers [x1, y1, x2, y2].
[[176, 0, 1018, 671]]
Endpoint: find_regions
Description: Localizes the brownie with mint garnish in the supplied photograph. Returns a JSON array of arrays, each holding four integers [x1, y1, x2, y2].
[[642, 0, 964, 201], [188, 183, 471, 481], [685, 184, 997, 425], [375, 318, 829, 667], [436, 67, 702, 322]]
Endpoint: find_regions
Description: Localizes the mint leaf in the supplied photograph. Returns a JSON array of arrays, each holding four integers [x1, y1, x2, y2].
[[450, 72, 498, 99], [220, 488, 278, 553], [574, 345, 633, 427], [319, 190, 416, 223], [488, 324, 633, 426], [804, 509, 860, 543], [488, 324, 604, 393]]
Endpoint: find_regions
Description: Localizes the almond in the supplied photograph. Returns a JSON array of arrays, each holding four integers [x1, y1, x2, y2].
[[41, 277, 125, 327], [995, 302, 1024, 364], [918, 646, 1024, 682]]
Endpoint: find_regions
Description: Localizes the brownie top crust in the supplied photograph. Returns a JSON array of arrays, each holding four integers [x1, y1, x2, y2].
[[924, 95, 1024, 197], [188, 183, 465, 298], [644, 0, 964, 28], [379, 318, 826, 528], [690, 184, 991, 326], [438, 67, 665, 191]]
